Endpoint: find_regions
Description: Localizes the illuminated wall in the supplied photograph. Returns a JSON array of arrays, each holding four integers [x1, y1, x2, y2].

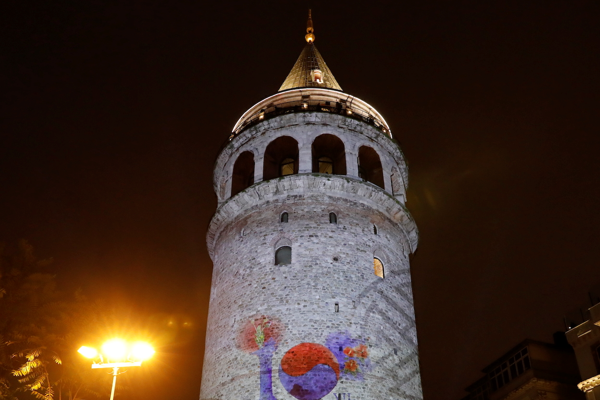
[[201, 96, 422, 400]]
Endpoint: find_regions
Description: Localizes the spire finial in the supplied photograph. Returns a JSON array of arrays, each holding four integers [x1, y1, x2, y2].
[[305, 9, 315, 43]]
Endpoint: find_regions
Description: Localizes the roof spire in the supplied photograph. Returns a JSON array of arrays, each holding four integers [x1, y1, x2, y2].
[[305, 9, 315, 43], [278, 10, 342, 92]]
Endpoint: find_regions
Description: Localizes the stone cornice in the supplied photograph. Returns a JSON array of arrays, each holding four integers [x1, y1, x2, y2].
[[206, 174, 419, 260]]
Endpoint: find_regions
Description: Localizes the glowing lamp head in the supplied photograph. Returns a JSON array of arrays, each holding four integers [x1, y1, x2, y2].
[[78, 346, 98, 359], [131, 342, 155, 361], [102, 339, 127, 361]]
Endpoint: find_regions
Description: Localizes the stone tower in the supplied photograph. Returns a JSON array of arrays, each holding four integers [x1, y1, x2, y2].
[[200, 11, 422, 400]]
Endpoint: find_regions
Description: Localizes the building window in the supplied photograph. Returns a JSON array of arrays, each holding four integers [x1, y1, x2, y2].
[[358, 146, 384, 189], [329, 212, 337, 224], [275, 246, 292, 265], [334, 302, 339, 312], [469, 382, 490, 400], [263, 136, 299, 180], [230, 151, 255, 197], [311, 134, 347, 175], [373, 225, 378, 235], [374, 258, 384, 279], [281, 212, 288, 223], [489, 347, 530, 392]]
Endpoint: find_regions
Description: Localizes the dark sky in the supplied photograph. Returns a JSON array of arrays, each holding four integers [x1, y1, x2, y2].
[[2, 1, 599, 399]]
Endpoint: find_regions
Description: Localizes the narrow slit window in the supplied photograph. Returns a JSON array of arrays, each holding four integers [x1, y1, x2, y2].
[[281, 212, 288, 223], [275, 246, 292, 265], [334, 302, 339, 312], [329, 212, 337, 224], [373, 225, 378, 235], [374, 258, 384, 279]]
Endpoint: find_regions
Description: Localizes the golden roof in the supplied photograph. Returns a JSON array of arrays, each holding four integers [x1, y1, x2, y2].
[[278, 11, 342, 92]]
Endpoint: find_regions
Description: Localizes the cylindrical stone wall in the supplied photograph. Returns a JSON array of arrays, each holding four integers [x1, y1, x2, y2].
[[201, 106, 422, 400]]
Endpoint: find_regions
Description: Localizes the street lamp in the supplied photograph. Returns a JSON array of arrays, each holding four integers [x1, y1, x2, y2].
[[78, 339, 155, 400]]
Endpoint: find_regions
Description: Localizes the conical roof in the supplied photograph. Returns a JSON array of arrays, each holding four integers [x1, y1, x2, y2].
[[278, 10, 342, 92], [279, 43, 342, 92]]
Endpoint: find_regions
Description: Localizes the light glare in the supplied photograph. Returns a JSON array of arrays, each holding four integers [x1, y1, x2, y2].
[[131, 342, 155, 361], [102, 339, 127, 361], [78, 346, 98, 359]]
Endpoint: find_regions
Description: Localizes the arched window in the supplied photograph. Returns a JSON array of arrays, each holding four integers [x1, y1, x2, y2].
[[312, 134, 346, 175], [275, 246, 292, 265], [374, 258, 384, 278], [373, 225, 378, 235], [358, 146, 384, 188], [263, 136, 299, 181], [329, 212, 337, 224], [231, 151, 255, 197], [281, 212, 288, 223]]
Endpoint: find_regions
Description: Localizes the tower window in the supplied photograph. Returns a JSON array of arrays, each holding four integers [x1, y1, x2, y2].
[[311, 69, 323, 83], [281, 212, 289, 223], [373, 225, 378, 235], [280, 158, 295, 176], [275, 246, 292, 265], [374, 258, 384, 279], [334, 302, 339, 312], [230, 151, 255, 197], [329, 212, 337, 224], [358, 146, 385, 189], [263, 136, 299, 180], [311, 134, 346, 175]]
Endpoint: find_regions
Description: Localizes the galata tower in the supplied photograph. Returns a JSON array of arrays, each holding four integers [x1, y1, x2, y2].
[[200, 11, 422, 400]]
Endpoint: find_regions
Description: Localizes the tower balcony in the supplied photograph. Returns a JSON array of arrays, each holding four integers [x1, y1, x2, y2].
[[231, 88, 393, 139]]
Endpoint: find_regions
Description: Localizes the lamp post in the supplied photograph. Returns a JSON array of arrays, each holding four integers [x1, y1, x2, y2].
[[78, 339, 154, 400]]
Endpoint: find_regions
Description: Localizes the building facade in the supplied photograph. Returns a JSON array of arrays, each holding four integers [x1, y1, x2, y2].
[[200, 12, 422, 400], [461, 339, 583, 400], [566, 302, 600, 400]]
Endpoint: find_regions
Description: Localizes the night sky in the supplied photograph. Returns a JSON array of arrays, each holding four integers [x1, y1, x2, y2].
[[2, 1, 600, 399]]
